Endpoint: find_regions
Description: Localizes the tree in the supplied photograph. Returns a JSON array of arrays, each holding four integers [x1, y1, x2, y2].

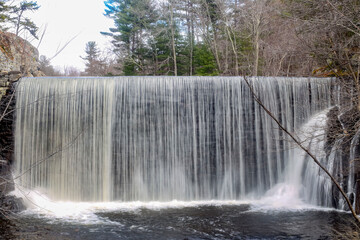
[[102, 0, 358, 80], [154, 0, 189, 76], [0, 0, 10, 29], [168, 0, 178, 76], [38, 55, 62, 76], [245, 0, 271, 76], [10, 1, 40, 38], [104, 0, 158, 75], [81, 41, 122, 76], [284, 0, 360, 110], [180, 0, 196, 75], [258, 1, 313, 77], [193, 43, 218, 75], [63, 66, 80, 76], [81, 41, 104, 76], [198, 0, 223, 74]]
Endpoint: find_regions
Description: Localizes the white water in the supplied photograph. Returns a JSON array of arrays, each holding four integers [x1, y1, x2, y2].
[[14, 76, 333, 210], [257, 110, 330, 210], [12, 186, 333, 225]]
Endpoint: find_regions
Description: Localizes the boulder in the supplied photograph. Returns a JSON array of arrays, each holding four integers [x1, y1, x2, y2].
[[0, 160, 14, 195], [0, 195, 26, 216]]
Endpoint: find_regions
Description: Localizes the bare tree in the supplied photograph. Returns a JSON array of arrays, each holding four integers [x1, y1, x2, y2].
[[63, 66, 80, 77], [285, 0, 360, 108], [169, 0, 178, 76], [198, 0, 223, 74], [244, 0, 271, 76]]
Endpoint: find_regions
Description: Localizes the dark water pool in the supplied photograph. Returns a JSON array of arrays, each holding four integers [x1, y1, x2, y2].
[[1, 205, 359, 239]]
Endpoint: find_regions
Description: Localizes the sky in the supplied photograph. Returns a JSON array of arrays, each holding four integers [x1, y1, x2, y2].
[[27, 0, 114, 71]]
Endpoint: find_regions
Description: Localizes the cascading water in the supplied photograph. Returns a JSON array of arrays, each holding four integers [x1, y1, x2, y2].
[[14, 76, 333, 203]]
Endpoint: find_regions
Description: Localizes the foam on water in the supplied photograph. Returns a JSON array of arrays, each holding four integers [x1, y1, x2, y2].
[[11, 185, 337, 225], [247, 110, 336, 213], [11, 188, 120, 225], [248, 183, 338, 213]]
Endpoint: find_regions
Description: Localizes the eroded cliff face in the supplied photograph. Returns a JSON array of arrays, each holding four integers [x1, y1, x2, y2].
[[0, 32, 41, 214], [0, 31, 44, 99], [0, 31, 39, 73]]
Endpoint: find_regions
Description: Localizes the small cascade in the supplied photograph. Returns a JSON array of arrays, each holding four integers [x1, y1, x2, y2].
[[297, 109, 360, 210], [14, 76, 332, 202], [260, 110, 330, 209], [347, 129, 360, 209], [289, 111, 331, 206]]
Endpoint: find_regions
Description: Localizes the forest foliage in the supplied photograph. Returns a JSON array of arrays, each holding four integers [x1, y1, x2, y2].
[[1, 0, 359, 101], [0, 0, 39, 39], [100, 0, 358, 87], [100, 0, 360, 114]]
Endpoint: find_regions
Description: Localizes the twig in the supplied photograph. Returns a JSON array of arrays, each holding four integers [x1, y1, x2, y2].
[[49, 34, 79, 61]]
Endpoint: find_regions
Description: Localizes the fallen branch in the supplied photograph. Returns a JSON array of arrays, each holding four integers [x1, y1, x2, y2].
[[243, 76, 360, 223]]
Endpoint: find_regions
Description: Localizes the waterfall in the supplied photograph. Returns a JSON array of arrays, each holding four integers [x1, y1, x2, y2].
[[14, 76, 332, 202], [285, 110, 330, 206]]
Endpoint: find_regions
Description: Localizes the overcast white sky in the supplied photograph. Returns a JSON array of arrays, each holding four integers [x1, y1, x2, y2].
[[28, 0, 114, 71]]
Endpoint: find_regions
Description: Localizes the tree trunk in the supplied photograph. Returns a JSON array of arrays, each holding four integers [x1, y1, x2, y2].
[[190, 4, 194, 76], [226, 27, 239, 76], [15, 12, 23, 37], [170, 1, 177, 76], [253, 16, 261, 76], [186, 0, 194, 76], [203, 0, 221, 74]]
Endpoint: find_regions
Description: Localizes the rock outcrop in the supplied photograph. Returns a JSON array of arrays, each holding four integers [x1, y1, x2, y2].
[[325, 106, 360, 213], [0, 31, 39, 73], [0, 31, 44, 99], [0, 31, 40, 216]]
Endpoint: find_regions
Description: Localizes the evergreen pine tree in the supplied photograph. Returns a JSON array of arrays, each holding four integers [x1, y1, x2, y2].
[[10, 1, 40, 38], [81, 41, 105, 76], [104, 0, 158, 75]]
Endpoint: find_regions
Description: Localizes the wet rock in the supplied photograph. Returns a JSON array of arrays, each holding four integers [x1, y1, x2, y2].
[[326, 105, 360, 214], [339, 107, 360, 135], [325, 106, 343, 154], [0, 195, 26, 215], [0, 160, 14, 195]]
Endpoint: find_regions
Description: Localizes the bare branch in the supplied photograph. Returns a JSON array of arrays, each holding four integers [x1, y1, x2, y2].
[[243, 75, 360, 223]]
